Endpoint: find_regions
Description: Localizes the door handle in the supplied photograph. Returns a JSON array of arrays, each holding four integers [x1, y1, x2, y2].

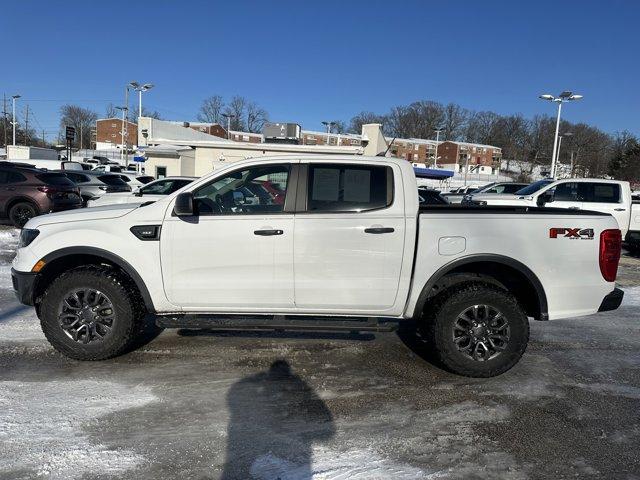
[[614, 208, 626, 211], [364, 227, 395, 234], [568, 207, 580, 210], [6, 187, 15, 191], [254, 229, 283, 236]]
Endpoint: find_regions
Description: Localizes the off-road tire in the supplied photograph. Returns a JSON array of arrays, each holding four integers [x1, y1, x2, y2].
[[9, 201, 37, 228], [423, 282, 529, 377], [40, 265, 153, 360]]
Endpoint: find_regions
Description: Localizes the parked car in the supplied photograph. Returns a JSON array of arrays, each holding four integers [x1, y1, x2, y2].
[[441, 185, 485, 204], [118, 172, 154, 187], [0, 164, 81, 227], [87, 176, 195, 207], [5, 158, 87, 171], [418, 187, 449, 205], [470, 178, 637, 238], [92, 164, 123, 173], [626, 193, 640, 249], [460, 182, 529, 204], [55, 170, 131, 206], [12, 155, 623, 378]]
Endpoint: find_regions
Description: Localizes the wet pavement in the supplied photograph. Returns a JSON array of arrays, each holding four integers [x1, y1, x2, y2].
[[1, 226, 639, 479]]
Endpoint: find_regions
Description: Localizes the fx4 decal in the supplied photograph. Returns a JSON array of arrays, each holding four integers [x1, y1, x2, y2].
[[549, 228, 595, 240]]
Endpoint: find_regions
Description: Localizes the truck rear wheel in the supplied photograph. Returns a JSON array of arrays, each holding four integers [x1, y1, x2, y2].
[[423, 283, 529, 377], [40, 265, 152, 360]]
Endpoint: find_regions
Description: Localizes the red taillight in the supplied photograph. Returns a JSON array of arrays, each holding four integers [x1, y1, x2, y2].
[[37, 186, 58, 198], [599, 229, 622, 282]]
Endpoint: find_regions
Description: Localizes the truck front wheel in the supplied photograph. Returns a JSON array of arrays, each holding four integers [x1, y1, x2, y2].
[[423, 283, 529, 377], [39, 265, 152, 360]]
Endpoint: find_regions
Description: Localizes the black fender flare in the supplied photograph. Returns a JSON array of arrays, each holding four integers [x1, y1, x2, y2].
[[39, 246, 156, 312], [412, 254, 548, 320]]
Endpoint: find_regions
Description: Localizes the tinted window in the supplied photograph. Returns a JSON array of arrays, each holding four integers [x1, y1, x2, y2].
[[64, 172, 89, 183], [307, 164, 392, 212], [194, 164, 289, 215], [503, 184, 525, 193], [0, 170, 26, 184], [551, 182, 579, 201], [137, 176, 155, 184], [98, 175, 128, 186], [579, 183, 621, 203], [516, 180, 553, 195], [140, 179, 176, 195], [36, 173, 75, 186]]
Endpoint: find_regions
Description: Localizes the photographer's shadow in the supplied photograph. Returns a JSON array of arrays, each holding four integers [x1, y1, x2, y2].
[[221, 360, 335, 480]]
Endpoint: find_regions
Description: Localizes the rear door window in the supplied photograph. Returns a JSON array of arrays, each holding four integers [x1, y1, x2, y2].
[[64, 172, 88, 183], [579, 183, 621, 203], [137, 176, 155, 184], [307, 164, 393, 212]]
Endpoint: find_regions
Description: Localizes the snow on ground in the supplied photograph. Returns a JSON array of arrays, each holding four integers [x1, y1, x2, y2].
[[0, 380, 157, 479]]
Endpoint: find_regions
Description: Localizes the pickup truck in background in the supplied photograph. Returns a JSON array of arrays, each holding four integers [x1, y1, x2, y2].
[[11, 156, 624, 377], [469, 178, 636, 238], [626, 192, 640, 248]]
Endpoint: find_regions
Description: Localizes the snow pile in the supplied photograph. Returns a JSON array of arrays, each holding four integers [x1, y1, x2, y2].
[[621, 286, 640, 307], [0, 380, 157, 479]]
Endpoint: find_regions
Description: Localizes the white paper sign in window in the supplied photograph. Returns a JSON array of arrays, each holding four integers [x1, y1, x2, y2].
[[312, 168, 340, 201], [344, 169, 371, 202]]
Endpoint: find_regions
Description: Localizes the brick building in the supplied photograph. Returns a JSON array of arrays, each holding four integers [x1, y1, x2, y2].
[[95, 118, 138, 150], [437, 141, 502, 168]]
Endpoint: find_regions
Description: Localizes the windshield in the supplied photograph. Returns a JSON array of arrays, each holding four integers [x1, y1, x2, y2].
[[515, 179, 553, 195]]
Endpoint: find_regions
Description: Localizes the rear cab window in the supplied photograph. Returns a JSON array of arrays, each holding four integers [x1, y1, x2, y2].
[[579, 183, 621, 203], [306, 164, 393, 212]]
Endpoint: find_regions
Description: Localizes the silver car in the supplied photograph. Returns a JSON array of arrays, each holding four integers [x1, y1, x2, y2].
[[57, 170, 131, 206]]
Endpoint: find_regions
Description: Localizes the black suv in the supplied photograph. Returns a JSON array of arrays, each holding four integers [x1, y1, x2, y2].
[[0, 162, 82, 227]]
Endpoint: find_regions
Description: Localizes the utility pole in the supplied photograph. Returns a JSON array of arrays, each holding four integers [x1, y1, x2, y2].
[[80, 123, 83, 150], [24, 105, 29, 146], [2, 94, 7, 147], [42, 129, 45, 146]]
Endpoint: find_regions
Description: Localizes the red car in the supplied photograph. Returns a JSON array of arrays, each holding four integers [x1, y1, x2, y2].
[[0, 162, 82, 227]]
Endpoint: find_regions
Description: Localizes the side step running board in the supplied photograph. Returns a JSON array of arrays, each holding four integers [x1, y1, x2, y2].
[[155, 314, 398, 332]]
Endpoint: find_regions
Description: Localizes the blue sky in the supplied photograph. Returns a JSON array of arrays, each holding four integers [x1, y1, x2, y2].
[[2, 0, 639, 140]]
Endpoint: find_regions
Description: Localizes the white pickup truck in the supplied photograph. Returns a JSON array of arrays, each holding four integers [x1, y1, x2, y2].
[[11, 155, 624, 377], [469, 178, 638, 239]]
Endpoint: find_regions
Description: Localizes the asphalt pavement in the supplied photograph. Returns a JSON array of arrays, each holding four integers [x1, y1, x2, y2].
[[1, 226, 639, 480]]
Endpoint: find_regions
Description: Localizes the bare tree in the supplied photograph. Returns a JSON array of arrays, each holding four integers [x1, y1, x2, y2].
[[197, 95, 225, 124], [387, 101, 444, 139], [129, 106, 163, 122], [105, 103, 118, 118], [223, 96, 247, 131], [442, 103, 468, 141], [331, 120, 346, 134], [59, 104, 98, 149], [245, 102, 269, 133], [348, 111, 387, 134]]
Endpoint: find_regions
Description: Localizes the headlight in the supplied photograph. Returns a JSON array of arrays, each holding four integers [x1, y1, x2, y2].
[[18, 229, 40, 248]]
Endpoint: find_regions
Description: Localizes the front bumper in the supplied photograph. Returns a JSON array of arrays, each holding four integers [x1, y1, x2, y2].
[[598, 287, 624, 312], [11, 268, 38, 306]]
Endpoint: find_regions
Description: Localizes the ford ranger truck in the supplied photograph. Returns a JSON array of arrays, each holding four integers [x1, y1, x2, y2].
[[11, 155, 624, 377]]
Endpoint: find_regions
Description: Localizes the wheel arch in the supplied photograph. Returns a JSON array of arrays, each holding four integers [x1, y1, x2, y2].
[[412, 254, 548, 321], [5, 195, 40, 217], [33, 247, 155, 313]]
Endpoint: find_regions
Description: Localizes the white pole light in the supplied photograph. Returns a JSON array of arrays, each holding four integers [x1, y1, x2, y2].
[[539, 91, 583, 178], [11, 94, 21, 146]]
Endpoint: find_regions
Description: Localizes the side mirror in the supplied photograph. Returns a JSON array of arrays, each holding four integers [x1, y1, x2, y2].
[[537, 192, 553, 207], [173, 192, 195, 216], [134, 190, 143, 197]]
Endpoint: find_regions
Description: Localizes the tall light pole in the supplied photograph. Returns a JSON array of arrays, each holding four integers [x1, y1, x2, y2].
[[539, 91, 583, 178], [221, 113, 235, 139], [557, 132, 573, 177], [433, 127, 444, 168], [129, 81, 154, 120], [115, 106, 128, 163], [11, 94, 21, 146], [322, 121, 336, 145]]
